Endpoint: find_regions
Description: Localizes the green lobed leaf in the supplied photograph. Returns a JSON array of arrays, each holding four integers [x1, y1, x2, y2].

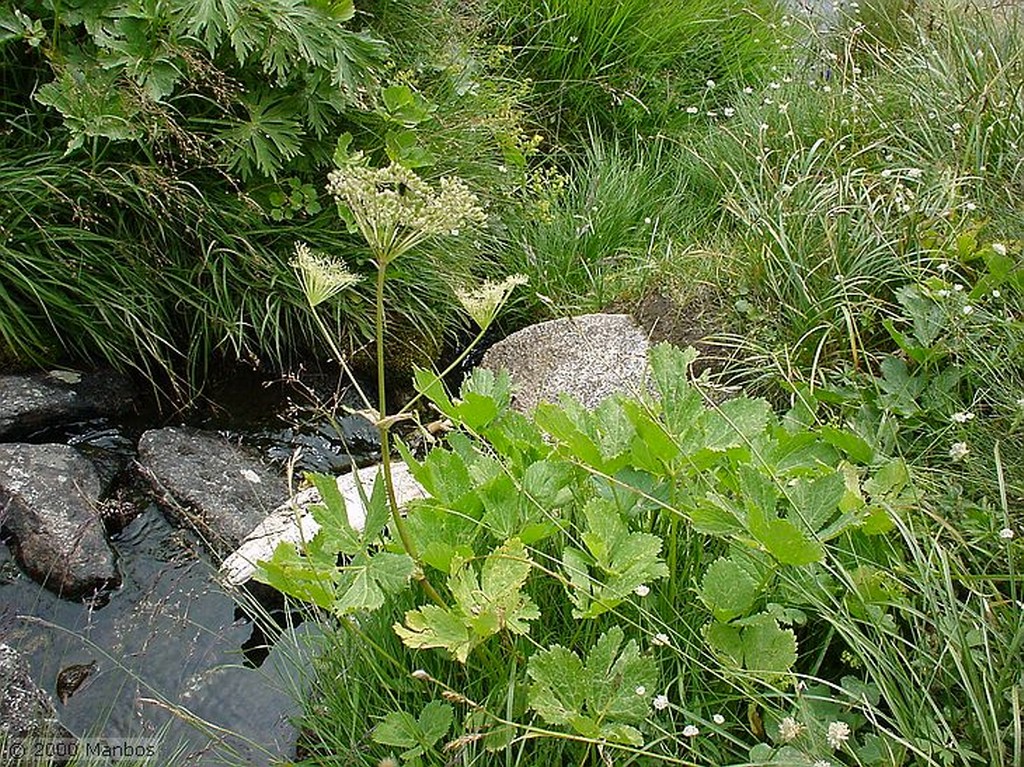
[[786, 470, 846, 535], [394, 605, 473, 662], [566, 498, 669, 618], [702, 397, 773, 451], [528, 626, 657, 743], [699, 557, 759, 622], [706, 613, 797, 681], [255, 542, 336, 610], [373, 700, 452, 759]]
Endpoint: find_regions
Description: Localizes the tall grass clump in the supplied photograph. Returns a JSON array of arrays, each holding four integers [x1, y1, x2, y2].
[[496, 136, 719, 315], [484, 0, 788, 142], [0, 0, 539, 396], [659, 1, 1023, 390]]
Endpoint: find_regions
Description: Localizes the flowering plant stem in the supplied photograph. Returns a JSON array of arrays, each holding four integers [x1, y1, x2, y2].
[[374, 258, 444, 606]]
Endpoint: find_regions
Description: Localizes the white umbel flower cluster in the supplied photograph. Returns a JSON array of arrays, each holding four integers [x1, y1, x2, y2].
[[455, 274, 528, 329], [326, 162, 486, 262], [292, 242, 361, 307]]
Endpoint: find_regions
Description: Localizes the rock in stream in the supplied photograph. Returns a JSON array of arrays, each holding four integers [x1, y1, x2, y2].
[[0, 444, 120, 600]]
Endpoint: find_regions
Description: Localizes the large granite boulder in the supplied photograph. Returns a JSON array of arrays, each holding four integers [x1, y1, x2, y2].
[[480, 313, 650, 412], [0, 444, 119, 600], [0, 370, 135, 440], [0, 644, 73, 758], [136, 427, 289, 557], [220, 461, 427, 586]]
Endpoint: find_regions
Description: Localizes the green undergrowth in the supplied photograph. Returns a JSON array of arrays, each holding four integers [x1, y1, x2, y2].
[[263, 343, 1022, 765], [0, 0, 543, 398], [484, 0, 789, 143]]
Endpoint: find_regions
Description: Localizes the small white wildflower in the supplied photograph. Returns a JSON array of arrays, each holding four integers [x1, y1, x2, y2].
[[992, 242, 1008, 256], [962, 304, 974, 316], [954, 283, 964, 292], [634, 584, 650, 597], [712, 713, 725, 725], [778, 716, 804, 742], [950, 442, 970, 461], [723, 107, 735, 117], [651, 632, 671, 647], [759, 122, 770, 132], [292, 242, 362, 308], [937, 289, 951, 298], [411, 669, 431, 681], [643, 216, 652, 224], [999, 527, 1015, 539], [240, 469, 262, 484], [743, 86, 754, 94], [966, 201, 978, 211], [769, 81, 781, 89], [686, 106, 699, 114], [706, 79, 716, 88], [951, 411, 976, 423], [993, 289, 1002, 298], [653, 694, 670, 711], [938, 262, 950, 272], [682, 724, 700, 737], [826, 721, 851, 749], [635, 685, 647, 696], [327, 163, 485, 262], [455, 274, 529, 329]]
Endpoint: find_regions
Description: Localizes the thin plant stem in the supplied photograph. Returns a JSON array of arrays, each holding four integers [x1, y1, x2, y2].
[[396, 322, 490, 416], [374, 256, 444, 607], [310, 305, 374, 413]]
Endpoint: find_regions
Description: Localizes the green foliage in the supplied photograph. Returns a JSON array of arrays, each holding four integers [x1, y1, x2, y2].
[[256, 472, 415, 614], [372, 700, 453, 765], [18, 0, 385, 178], [527, 626, 658, 745], [486, 0, 787, 140], [275, 341, 933, 762], [393, 539, 539, 662], [562, 498, 669, 618]]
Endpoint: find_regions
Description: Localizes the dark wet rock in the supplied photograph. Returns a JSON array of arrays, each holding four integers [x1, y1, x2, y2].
[[480, 313, 650, 413], [136, 427, 288, 557], [0, 444, 120, 600], [0, 643, 74, 751], [0, 370, 136, 441], [257, 414, 381, 475], [55, 661, 96, 705]]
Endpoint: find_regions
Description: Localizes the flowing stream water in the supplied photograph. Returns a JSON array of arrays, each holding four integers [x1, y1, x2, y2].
[[0, 373, 381, 766]]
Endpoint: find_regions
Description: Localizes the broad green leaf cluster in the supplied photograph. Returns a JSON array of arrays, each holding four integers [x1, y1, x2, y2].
[[259, 341, 917, 756]]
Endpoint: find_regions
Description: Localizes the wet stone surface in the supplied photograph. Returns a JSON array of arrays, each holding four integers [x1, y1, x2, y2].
[[0, 370, 136, 441], [136, 427, 290, 557], [0, 443, 120, 600], [0, 506, 309, 766], [0, 643, 73, 755]]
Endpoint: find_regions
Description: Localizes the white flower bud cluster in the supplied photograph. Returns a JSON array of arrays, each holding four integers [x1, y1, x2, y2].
[[292, 242, 362, 307], [326, 163, 486, 262], [455, 274, 528, 329]]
